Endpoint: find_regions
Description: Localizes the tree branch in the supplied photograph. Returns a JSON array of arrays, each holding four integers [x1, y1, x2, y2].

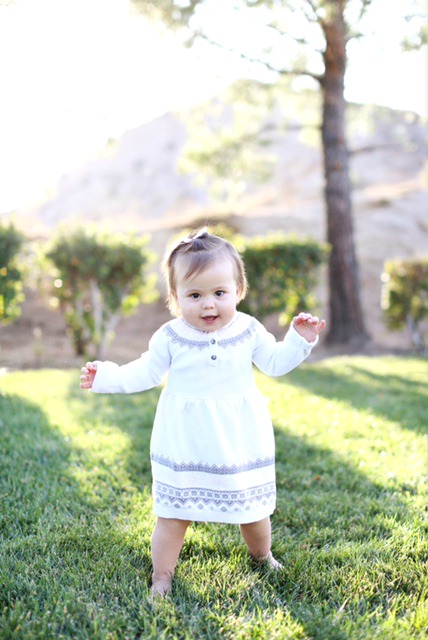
[[303, 0, 326, 28], [266, 20, 324, 54], [193, 29, 324, 84], [349, 142, 405, 156]]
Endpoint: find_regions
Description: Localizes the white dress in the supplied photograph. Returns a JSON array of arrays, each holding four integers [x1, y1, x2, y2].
[[91, 312, 317, 524]]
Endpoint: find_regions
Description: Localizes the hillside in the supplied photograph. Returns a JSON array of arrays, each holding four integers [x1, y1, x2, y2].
[[1, 102, 426, 368]]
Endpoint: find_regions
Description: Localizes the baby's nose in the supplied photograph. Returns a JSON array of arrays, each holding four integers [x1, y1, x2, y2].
[[202, 297, 215, 309]]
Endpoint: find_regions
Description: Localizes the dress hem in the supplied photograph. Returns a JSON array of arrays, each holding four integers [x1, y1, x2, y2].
[[153, 506, 276, 525]]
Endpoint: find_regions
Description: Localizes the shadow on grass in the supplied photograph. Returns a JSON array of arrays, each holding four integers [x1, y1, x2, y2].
[[3, 357, 422, 639], [170, 430, 419, 639], [67, 378, 424, 640], [0, 391, 155, 639], [281, 357, 427, 434]]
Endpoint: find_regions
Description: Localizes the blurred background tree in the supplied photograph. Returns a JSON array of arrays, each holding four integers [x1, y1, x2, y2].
[[44, 227, 158, 359], [240, 233, 329, 324], [381, 257, 427, 355], [0, 221, 25, 326], [131, 0, 425, 346]]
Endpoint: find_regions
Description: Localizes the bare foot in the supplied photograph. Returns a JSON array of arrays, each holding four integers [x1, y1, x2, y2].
[[252, 551, 284, 570], [150, 578, 172, 599]]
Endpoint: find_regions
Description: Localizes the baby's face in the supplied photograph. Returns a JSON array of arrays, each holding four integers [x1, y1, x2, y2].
[[174, 258, 239, 332]]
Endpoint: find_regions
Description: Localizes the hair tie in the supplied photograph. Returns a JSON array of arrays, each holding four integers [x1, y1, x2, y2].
[[181, 227, 208, 244]]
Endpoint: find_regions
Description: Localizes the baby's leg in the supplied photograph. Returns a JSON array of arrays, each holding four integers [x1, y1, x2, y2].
[[151, 517, 190, 596], [240, 517, 283, 569]]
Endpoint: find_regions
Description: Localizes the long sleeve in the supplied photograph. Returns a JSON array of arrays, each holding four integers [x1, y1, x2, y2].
[[91, 327, 171, 394], [252, 321, 318, 377]]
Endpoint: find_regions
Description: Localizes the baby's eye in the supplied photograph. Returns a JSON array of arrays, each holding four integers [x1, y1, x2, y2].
[[215, 290, 225, 297], [190, 293, 200, 299]]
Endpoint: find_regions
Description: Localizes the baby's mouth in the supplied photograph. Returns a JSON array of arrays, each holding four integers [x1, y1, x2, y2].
[[202, 315, 218, 322]]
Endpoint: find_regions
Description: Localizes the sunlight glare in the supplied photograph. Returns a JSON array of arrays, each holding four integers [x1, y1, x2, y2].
[[0, 0, 425, 213]]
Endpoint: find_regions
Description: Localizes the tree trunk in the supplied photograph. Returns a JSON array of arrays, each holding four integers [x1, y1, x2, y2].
[[321, 15, 369, 345]]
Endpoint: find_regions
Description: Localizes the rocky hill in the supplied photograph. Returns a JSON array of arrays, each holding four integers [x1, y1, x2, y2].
[[1, 102, 426, 368]]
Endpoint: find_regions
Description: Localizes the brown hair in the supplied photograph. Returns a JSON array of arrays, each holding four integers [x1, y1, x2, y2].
[[162, 229, 248, 316]]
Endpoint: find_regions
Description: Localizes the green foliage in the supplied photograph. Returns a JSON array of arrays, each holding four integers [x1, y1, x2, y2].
[[178, 86, 277, 204], [0, 356, 426, 638], [44, 226, 158, 358], [381, 257, 427, 354], [0, 221, 25, 326], [134, 0, 424, 346], [239, 233, 329, 324], [177, 78, 321, 206]]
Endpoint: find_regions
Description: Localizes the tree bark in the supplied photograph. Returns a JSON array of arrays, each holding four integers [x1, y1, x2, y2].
[[321, 14, 369, 344]]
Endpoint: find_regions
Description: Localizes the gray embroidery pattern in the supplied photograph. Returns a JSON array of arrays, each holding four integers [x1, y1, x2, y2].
[[154, 480, 276, 512], [163, 319, 257, 350], [218, 320, 257, 348], [163, 324, 210, 349], [151, 452, 274, 474]]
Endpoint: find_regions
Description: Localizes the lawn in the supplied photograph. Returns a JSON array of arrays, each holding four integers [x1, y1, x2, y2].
[[0, 356, 426, 639]]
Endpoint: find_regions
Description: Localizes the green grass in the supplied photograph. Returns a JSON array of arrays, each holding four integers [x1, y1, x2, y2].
[[0, 356, 426, 639]]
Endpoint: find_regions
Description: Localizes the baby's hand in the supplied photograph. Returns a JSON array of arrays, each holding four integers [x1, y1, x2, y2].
[[80, 361, 98, 389], [292, 312, 326, 343]]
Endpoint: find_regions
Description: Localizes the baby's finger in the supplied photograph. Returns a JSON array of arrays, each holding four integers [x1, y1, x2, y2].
[[294, 313, 317, 324]]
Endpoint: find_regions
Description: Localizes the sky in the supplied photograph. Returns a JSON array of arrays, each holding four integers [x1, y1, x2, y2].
[[0, 0, 426, 213]]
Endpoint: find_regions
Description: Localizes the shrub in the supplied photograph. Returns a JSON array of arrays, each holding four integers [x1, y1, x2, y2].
[[0, 222, 25, 325], [44, 226, 158, 358], [381, 257, 427, 354], [239, 233, 329, 324]]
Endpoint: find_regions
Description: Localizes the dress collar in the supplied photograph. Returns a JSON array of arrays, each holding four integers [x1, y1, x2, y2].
[[181, 311, 239, 335]]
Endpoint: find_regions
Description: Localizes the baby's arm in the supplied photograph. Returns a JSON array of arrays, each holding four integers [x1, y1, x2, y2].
[[80, 361, 98, 389], [252, 312, 326, 377], [78, 326, 171, 394]]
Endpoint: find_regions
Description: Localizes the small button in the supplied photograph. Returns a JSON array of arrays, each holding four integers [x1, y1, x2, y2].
[[210, 339, 216, 344], [211, 355, 217, 360]]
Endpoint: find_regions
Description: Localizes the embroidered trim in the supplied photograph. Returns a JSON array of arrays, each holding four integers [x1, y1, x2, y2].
[[151, 453, 274, 475], [163, 324, 210, 350], [163, 318, 257, 350], [154, 480, 276, 512], [218, 319, 257, 348]]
